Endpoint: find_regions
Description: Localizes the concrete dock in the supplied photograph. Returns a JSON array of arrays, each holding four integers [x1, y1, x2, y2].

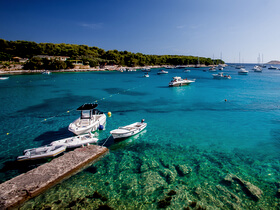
[[0, 145, 109, 209]]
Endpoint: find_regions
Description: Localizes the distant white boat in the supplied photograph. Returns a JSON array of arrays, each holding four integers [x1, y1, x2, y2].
[[68, 103, 106, 135], [268, 65, 278, 70], [143, 73, 149, 77], [235, 65, 244, 69], [253, 65, 262, 72], [0, 77, 9, 80], [157, 69, 168, 74], [212, 72, 231, 79], [17, 145, 66, 161], [184, 69, 191, 73], [50, 133, 98, 148], [110, 119, 147, 139], [169, 76, 195, 87], [209, 66, 217, 72], [238, 68, 249, 75], [218, 65, 223, 71]]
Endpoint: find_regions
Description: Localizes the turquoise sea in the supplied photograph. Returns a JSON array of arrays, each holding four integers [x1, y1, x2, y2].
[[1, 65, 280, 209]]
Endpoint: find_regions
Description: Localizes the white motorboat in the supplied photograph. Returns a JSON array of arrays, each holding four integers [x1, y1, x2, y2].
[[268, 65, 278, 70], [209, 66, 217, 72], [168, 76, 195, 87], [143, 73, 149, 77], [184, 69, 191, 73], [253, 65, 262, 72], [212, 72, 231, 79], [0, 77, 9, 80], [238, 68, 249, 75], [17, 145, 66, 161], [218, 65, 224, 70], [110, 119, 147, 139], [68, 103, 106, 135], [50, 133, 98, 148], [157, 70, 168, 74]]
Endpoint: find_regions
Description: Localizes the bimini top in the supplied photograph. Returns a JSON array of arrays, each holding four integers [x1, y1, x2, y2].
[[77, 103, 98, 111]]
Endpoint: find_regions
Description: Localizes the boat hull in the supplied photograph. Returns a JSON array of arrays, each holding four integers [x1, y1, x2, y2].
[[17, 145, 66, 161], [50, 134, 98, 148], [169, 81, 194, 87], [110, 122, 147, 139]]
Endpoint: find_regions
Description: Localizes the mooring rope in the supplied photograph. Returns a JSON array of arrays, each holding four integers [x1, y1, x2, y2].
[[101, 134, 112, 147]]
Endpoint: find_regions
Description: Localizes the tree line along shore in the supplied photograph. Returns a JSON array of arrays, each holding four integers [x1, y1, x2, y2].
[[0, 39, 224, 71]]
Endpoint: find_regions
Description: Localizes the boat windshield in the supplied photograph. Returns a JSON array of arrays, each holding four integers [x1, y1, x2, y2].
[[81, 110, 91, 119]]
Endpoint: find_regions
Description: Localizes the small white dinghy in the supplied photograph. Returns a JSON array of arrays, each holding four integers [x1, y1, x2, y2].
[[0, 77, 9, 80], [50, 133, 98, 148], [110, 119, 147, 139], [17, 145, 66, 161]]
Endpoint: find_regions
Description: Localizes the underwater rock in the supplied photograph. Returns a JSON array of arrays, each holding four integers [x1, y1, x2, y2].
[[43, 205, 52, 210], [160, 168, 177, 184], [276, 189, 280, 197], [216, 184, 241, 203], [224, 173, 235, 183], [86, 191, 107, 201], [189, 201, 197, 208], [53, 200, 62, 204], [176, 164, 192, 176], [158, 196, 172, 208], [195, 186, 202, 195], [118, 152, 137, 171], [223, 174, 263, 200], [140, 158, 160, 172], [97, 204, 113, 210], [167, 190, 177, 196], [141, 171, 167, 194]]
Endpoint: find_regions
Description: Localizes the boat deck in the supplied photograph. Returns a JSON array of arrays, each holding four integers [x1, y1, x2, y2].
[[0, 145, 109, 209]]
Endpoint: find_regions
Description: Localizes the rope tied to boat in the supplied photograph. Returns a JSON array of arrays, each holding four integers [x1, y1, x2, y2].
[[101, 134, 111, 147]]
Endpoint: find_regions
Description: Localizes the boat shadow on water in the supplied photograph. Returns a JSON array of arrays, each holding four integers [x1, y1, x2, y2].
[[33, 127, 73, 145]]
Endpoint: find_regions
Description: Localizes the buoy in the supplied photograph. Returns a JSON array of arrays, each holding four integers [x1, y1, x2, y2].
[[108, 112, 112, 117], [224, 99, 227, 102], [45, 119, 47, 121], [6, 133, 9, 135], [98, 125, 104, 130], [67, 111, 69, 113]]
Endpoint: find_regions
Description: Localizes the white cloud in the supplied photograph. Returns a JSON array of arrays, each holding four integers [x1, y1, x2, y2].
[[176, 25, 185, 29], [79, 23, 102, 29]]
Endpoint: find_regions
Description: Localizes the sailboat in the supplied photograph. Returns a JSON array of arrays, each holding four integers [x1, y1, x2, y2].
[[235, 52, 244, 69]]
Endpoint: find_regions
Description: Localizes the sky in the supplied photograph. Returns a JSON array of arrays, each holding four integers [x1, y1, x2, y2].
[[1, 0, 280, 63]]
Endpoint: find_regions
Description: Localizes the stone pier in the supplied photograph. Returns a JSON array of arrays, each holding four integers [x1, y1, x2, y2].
[[0, 145, 109, 209]]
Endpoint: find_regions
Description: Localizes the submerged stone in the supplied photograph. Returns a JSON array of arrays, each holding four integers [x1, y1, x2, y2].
[[158, 198, 171, 208], [160, 168, 177, 184], [97, 204, 113, 210], [167, 190, 177, 196], [176, 164, 192, 176], [223, 174, 263, 200]]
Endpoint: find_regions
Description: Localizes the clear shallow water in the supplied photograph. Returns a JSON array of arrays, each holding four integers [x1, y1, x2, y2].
[[1, 65, 280, 209]]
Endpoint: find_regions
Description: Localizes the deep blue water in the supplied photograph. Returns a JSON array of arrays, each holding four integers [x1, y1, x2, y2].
[[1, 65, 280, 209]]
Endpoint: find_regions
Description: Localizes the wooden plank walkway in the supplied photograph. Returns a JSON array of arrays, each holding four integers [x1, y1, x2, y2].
[[0, 145, 109, 209]]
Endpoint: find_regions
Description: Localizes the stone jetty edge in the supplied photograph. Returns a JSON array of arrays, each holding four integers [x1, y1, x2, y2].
[[0, 145, 109, 210]]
